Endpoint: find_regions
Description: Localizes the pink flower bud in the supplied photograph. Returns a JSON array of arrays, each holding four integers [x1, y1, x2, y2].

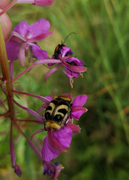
[[34, 0, 55, 7]]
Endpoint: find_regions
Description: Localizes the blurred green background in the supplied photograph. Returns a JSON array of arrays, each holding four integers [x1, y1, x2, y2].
[[1, 0, 129, 179]]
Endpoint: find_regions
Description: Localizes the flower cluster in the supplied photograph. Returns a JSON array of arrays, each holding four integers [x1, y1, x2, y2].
[[0, 1, 88, 179]]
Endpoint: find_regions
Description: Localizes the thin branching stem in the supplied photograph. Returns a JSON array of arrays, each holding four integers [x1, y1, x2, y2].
[[15, 123, 43, 159], [0, 24, 15, 121]]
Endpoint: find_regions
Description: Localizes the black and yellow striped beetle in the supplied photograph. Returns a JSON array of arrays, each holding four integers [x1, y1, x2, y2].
[[44, 95, 72, 130]]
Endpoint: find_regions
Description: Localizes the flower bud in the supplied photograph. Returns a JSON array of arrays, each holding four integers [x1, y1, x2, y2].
[[34, 0, 55, 6], [12, 163, 22, 177]]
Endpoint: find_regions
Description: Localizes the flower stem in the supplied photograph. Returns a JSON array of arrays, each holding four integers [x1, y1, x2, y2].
[[30, 128, 45, 143], [15, 123, 42, 159], [12, 59, 61, 83], [12, 63, 35, 83], [0, 24, 15, 121], [10, 121, 15, 167], [0, 111, 9, 117], [16, 119, 43, 124], [12, 89, 50, 103], [11, 97, 43, 122]]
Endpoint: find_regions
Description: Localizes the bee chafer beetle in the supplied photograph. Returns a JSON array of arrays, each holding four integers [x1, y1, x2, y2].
[[54, 43, 65, 59], [44, 95, 72, 130], [53, 33, 76, 59], [53, 43, 73, 59]]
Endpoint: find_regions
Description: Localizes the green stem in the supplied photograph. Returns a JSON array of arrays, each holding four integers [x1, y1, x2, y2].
[[0, 24, 15, 121]]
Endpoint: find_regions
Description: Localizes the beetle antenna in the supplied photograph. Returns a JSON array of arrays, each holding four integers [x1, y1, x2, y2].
[[64, 32, 76, 43]]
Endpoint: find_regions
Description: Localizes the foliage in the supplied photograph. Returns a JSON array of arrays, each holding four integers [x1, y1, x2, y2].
[[0, 0, 129, 179]]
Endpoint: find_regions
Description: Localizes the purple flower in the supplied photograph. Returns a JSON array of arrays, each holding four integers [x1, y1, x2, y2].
[[41, 94, 87, 161], [45, 44, 87, 88], [6, 19, 53, 67], [43, 161, 63, 179]]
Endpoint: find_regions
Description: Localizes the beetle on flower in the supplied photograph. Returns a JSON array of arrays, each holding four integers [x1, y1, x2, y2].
[[41, 94, 87, 161], [8, 91, 87, 179], [45, 44, 87, 88]]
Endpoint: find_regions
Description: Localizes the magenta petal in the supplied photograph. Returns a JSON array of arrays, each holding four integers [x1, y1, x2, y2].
[[72, 94, 87, 107], [42, 127, 72, 161], [66, 56, 85, 66], [42, 135, 60, 161], [13, 20, 29, 37], [44, 96, 53, 101], [71, 110, 85, 120], [48, 129, 67, 152], [6, 40, 19, 60], [62, 57, 87, 73], [66, 123, 81, 133], [62, 69, 73, 78], [64, 68, 79, 78], [28, 19, 50, 38], [53, 126, 73, 148], [41, 97, 52, 109], [71, 107, 88, 120], [31, 43, 48, 59], [60, 46, 73, 58], [71, 107, 87, 112], [63, 62, 87, 73], [28, 32, 53, 42]]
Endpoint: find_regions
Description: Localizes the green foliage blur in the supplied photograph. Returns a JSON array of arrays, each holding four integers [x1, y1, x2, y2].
[[0, 0, 129, 179]]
